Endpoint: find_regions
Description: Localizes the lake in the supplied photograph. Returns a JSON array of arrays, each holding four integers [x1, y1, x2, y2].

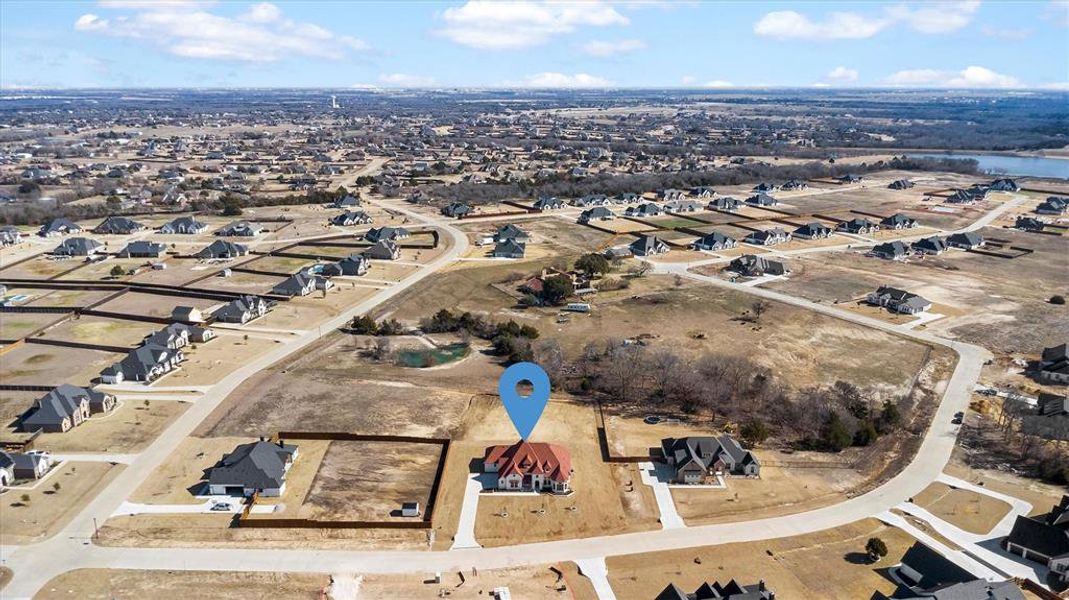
[[908, 153, 1069, 179]]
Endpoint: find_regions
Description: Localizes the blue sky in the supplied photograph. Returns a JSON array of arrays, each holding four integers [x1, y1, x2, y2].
[[1, 1, 1066, 89]]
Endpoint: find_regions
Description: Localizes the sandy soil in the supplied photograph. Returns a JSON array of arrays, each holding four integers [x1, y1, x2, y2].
[[22, 400, 188, 454], [35, 569, 330, 600]]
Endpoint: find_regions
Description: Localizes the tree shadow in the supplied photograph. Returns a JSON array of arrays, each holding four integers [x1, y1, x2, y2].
[[843, 551, 873, 565]]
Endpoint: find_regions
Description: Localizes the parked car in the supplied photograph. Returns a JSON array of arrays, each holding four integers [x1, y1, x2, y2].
[[210, 502, 233, 512]]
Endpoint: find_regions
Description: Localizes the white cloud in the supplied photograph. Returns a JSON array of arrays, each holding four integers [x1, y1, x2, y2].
[[703, 80, 734, 88], [243, 2, 282, 23], [979, 25, 1032, 40], [438, 1, 628, 49], [884, 1, 980, 34], [519, 72, 612, 87], [378, 73, 436, 87], [680, 75, 697, 85], [1040, 81, 1069, 90], [884, 65, 1021, 88], [826, 66, 859, 83], [1043, 0, 1069, 27], [580, 38, 645, 57], [754, 1, 979, 40], [74, 3, 368, 62]]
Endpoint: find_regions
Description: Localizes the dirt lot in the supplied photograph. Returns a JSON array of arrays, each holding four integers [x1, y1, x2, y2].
[[912, 482, 1011, 535], [343, 565, 580, 599], [42, 316, 158, 348], [195, 333, 487, 439], [162, 334, 282, 387], [1, 461, 122, 545], [764, 225, 1069, 353], [944, 459, 1066, 518], [18, 288, 116, 308], [605, 518, 917, 600], [302, 440, 442, 521], [0, 344, 121, 387], [0, 312, 65, 339], [92, 291, 221, 319], [35, 569, 330, 600]]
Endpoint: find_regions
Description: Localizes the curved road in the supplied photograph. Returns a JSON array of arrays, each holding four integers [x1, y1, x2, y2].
[[0, 195, 1010, 598]]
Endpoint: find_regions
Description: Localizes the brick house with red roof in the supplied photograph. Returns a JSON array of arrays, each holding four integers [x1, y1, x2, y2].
[[483, 441, 573, 494]]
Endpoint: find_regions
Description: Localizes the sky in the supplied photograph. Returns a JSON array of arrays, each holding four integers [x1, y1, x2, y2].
[[1, 0, 1067, 90]]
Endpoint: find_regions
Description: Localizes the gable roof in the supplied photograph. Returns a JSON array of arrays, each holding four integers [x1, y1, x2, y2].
[[22, 384, 104, 429], [484, 441, 572, 482], [208, 440, 297, 491]]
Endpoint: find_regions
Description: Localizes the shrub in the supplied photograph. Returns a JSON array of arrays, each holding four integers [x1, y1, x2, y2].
[[865, 537, 888, 561], [740, 419, 770, 445], [1050, 295, 1066, 305]]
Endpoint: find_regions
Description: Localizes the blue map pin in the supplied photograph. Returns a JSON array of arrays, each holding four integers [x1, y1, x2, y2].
[[498, 362, 550, 440]]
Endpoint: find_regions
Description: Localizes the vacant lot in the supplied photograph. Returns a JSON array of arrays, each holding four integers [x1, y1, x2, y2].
[[162, 334, 281, 387], [36, 570, 331, 600], [302, 440, 441, 522], [0, 344, 120, 387], [764, 226, 1069, 353], [912, 482, 1011, 535], [0, 312, 64, 340], [195, 334, 486, 439], [92, 291, 221, 320], [1, 461, 122, 545], [43, 316, 158, 348], [347, 565, 579, 599], [606, 518, 917, 600]]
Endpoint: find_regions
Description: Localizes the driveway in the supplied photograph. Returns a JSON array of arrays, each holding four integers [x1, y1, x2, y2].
[[637, 462, 685, 529]]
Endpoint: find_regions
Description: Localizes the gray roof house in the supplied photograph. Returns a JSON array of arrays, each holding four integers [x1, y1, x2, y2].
[[894, 542, 1025, 600], [1004, 495, 1069, 584], [0, 451, 12, 488], [1039, 343, 1069, 383], [744, 228, 791, 246], [207, 439, 299, 497], [946, 232, 984, 249], [629, 235, 669, 257], [889, 179, 915, 190], [665, 200, 703, 213], [321, 254, 369, 277], [118, 240, 167, 258], [332, 194, 361, 208], [365, 227, 410, 243], [272, 273, 316, 297], [100, 343, 184, 384], [363, 239, 401, 260], [494, 224, 530, 243], [215, 221, 264, 237], [533, 196, 565, 210], [625, 202, 663, 218], [1036, 196, 1068, 215], [194, 240, 248, 259], [837, 218, 879, 234], [1015, 215, 1047, 232], [655, 579, 775, 600], [792, 222, 833, 240], [578, 206, 615, 223], [38, 218, 81, 237], [212, 295, 268, 324], [881, 213, 919, 229], [661, 436, 761, 483], [492, 240, 526, 258], [330, 211, 373, 226], [21, 384, 115, 433], [871, 240, 910, 260], [12, 452, 51, 480], [728, 255, 788, 277], [159, 216, 208, 235], [53, 237, 104, 256], [691, 231, 737, 252], [746, 192, 778, 207], [912, 236, 948, 255], [171, 306, 205, 323], [441, 202, 473, 218], [94, 215, 146, 235], [708, 197, 742, 212], [867, 285, 931, 314]]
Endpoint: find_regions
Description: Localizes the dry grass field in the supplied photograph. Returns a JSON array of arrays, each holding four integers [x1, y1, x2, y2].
[[43, 316, 158, 348], [944, 459, 1066, 518], [605, 518, 917, 600], [0, 344, 121, 387], [1, 461, 122, 545], [35, 570, 331, 600], [91, 291, 221, 319], [0, 312, 64, 339], [301, 440, 441, 522], [764, 225, 1069, 353], [912, 482, 1011, 535], [19, 400, 188, 454]]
